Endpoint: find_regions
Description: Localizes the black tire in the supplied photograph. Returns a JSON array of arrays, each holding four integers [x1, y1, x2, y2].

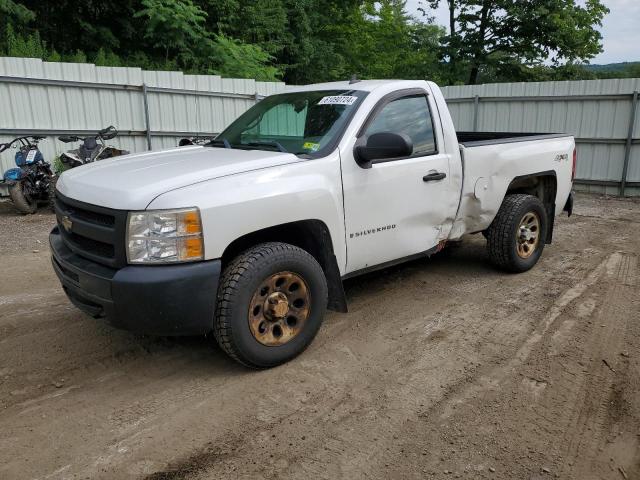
[[214, 242, 328, 368], [48, 176, 58, 212], [486, 194, 548, 273], [8, 182, 37, 214]]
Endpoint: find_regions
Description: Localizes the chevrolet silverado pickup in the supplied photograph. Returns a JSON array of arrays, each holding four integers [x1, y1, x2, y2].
[[51, 80, 575, 368]]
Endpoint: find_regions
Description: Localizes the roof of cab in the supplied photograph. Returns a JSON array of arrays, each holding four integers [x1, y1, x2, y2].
[[285, 79, 428, 93]]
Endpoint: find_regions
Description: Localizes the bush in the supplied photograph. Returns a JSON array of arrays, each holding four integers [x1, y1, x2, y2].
[[52, 156, 69, 175]]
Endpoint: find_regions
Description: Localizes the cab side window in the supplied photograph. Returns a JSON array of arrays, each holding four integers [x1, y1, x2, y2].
[[365, 95, 436, 156]]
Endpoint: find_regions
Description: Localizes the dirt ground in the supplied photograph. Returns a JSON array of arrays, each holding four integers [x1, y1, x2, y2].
[[0, 193, 638, 480]]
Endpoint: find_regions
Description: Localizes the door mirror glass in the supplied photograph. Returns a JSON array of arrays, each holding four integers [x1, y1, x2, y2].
[[355, 132, 413, 168]]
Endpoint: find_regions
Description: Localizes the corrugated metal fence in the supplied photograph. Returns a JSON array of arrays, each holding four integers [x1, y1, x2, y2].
[[1, 57, 639, 196], [0, 57, 286, 194], [441, 79, 640, 196]]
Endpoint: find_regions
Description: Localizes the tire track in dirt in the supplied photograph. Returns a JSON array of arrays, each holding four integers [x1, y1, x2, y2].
[[380, 251, 640, 479], [433, 252, 613, 422], [558, 253, 639, 479], [356, 251, 628, 478]]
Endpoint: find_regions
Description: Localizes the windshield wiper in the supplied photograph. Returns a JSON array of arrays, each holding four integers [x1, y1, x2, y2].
[[206, 138, 233, 149], [245, 140, 288, 153]]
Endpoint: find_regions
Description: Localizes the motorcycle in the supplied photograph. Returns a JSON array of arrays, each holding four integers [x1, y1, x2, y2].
[[178, 136, 214, 147], [58, 126, 129, 168], [1, 136, 56, 214]]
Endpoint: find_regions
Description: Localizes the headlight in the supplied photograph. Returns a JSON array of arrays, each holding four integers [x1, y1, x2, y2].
[[126, 208, 204, 264]]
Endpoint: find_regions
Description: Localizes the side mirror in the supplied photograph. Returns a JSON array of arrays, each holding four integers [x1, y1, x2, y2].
[[58, 136, 77, 143], [355, 132, 413, 168]]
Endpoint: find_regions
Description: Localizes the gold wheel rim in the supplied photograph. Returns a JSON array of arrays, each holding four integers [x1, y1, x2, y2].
[[516, 211, 540, 259], [248, 271, 310, 346]]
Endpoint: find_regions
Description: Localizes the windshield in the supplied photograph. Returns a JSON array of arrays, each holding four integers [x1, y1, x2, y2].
[[209, 90, 368, 156]]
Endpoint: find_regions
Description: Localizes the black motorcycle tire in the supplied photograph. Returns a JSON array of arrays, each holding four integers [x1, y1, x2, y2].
[[9, 182, 37, 214], [48, 176, 58, 212]]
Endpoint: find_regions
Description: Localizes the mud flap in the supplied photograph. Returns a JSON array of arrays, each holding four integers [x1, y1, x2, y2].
[[563, 192, 574, 217]]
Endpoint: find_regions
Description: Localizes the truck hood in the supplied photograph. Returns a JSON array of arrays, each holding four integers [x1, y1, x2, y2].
[[56, 146, 302, 210]]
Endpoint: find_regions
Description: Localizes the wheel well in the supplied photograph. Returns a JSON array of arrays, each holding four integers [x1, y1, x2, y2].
[[221, 220, 348, 313], [505, 172, 557, 243]]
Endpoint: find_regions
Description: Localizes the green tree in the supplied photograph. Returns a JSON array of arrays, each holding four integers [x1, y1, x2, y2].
[[280, 0, 363, 83], [20, 0, 136, 55], [0, 0, 33, 23], [335, 0, 443, 81], [208, 35, 279, 80], [132, 0, 281, 79], [94, 48, 123, 67], [4, 25, 46, 58], [423, 0, 609, 84], [0, 0, 34, 54], [135, 0, 211, 63], [0, 0, 618, 85]]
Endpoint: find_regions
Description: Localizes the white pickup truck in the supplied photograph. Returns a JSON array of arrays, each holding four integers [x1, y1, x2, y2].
[[51, 80, 575, 367]]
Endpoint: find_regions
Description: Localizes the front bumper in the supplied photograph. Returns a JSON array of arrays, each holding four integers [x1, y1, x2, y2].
[[50, 227, 221, 336]]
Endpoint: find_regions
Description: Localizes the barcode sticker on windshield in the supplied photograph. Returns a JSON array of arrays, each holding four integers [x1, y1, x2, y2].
[[318, 95, 358, 106]]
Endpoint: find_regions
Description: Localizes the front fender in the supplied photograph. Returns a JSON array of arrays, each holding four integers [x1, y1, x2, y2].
[[3, 168, 24, 182], [147, 154, 346, 272]]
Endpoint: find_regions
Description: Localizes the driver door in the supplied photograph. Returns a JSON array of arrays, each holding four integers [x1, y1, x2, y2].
[[341, 89, 458, 274]]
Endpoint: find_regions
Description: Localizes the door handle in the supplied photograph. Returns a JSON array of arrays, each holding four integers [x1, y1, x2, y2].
[[423, 172, 446, 182]]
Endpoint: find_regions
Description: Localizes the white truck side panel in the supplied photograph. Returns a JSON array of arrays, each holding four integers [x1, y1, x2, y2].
[[338, 81, 463, 273], [147, 152, 348, 272], [449, 136, 575, 239], [427, 81, 464, 213]]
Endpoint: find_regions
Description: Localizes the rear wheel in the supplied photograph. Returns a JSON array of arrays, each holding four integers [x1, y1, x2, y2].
[[213, 242, 328, 368], [8, 182, 37, 214], [486, 194, 548, 273]]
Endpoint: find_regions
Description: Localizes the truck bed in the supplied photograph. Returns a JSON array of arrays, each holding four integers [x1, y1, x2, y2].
[[449, 131, 575, 240], [457, 131, 572, 147]]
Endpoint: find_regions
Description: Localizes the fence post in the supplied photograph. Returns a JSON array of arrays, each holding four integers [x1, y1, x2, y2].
[[472, 95, 480, 132], [142, 83, 152, 150], [621, 91, 639, 196]]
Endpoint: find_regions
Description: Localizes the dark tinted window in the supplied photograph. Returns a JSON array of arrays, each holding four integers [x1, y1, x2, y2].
[[365, 95, 436, 156]]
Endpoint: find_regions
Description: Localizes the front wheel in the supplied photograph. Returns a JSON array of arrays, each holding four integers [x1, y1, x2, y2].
[[486, 194, 548, 273], [213, 242, 328, 368], [8, 182, 37, 214]]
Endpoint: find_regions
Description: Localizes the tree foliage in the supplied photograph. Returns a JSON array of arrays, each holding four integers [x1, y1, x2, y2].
[[336, 1, 444, 81], [422, 0, 609, 84], [0, 0, 615, 85], [135, 0, 211, 62]]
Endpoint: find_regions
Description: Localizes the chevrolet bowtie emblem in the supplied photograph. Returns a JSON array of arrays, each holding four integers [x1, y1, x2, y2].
[[61, 215, 73, 232]]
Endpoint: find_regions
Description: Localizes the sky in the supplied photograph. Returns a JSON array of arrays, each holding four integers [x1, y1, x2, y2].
[[404, 0, 640, 64]]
